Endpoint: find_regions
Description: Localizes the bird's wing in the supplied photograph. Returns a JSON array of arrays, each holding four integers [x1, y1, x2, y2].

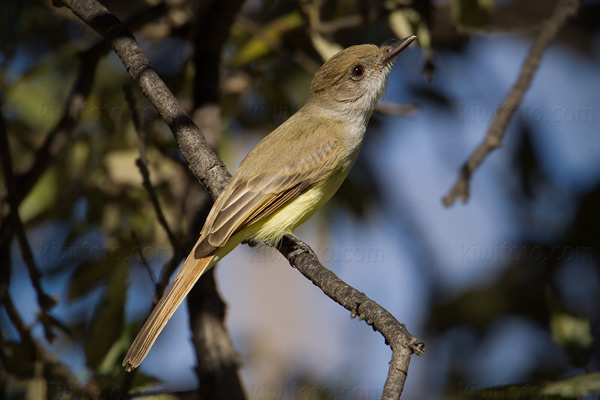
[[194, 138, 339, 258]]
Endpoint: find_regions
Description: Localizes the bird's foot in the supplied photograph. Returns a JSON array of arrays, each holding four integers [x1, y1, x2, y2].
[[282, 234, 318, 262]]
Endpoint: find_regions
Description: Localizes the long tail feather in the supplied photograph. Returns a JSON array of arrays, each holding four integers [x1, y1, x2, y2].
[[123, 253, 215, 371]]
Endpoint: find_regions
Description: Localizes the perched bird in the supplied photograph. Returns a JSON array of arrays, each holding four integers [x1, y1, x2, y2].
[[123, 36, 417, 371]]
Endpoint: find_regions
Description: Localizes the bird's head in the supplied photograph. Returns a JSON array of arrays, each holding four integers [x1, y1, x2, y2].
[[308, 36, 416, 116]]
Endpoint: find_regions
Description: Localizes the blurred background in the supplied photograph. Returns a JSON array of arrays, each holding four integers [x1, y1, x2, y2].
[[1, 0, 600, 399]]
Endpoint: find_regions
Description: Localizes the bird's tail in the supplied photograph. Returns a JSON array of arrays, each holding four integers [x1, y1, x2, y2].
[[122, 252, 216, 371]]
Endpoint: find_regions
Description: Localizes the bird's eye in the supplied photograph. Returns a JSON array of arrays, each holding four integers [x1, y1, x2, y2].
[[352, 65, 364, 77]]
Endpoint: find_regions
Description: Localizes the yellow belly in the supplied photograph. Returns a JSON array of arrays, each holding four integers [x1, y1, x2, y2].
[[247, 172, 343, 245], [210, 159, 354, 264]]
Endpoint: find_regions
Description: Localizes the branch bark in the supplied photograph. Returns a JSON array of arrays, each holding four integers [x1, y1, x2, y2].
[[187, 0, 247, 399], [55, 0, 231, 199], [443, 0, 580, 206], [57, 0, 425, 398], [278, 236, 425, 399]]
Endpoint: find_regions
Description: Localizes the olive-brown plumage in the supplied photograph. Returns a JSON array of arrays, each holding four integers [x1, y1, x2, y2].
[[123, 36, 416, 371]]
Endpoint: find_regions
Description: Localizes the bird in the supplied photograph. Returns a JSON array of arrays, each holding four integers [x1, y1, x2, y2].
[[123, 35, 417, 371]]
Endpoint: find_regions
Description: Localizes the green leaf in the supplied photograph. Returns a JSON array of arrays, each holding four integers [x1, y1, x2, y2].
[[310, 33, 343, 62], [551, 312, 593, 369], [388, 9, 429, 51], [18, 168, 58, 223], [68, 255, 114, 301], [389, 9, 415, 41], [25, 377, 46, 400], [452, 0, 494, 28], [460, 373, 600, 400], [547, 288, 593, 369], [98, 323, 137, 375], [104, 149, 143, 186], [84, 261, 128, 370], [541, 372, 600, 398], [94, 369, 161, 396], [6, 71, 68, 131], [232, 11, 304, 67]]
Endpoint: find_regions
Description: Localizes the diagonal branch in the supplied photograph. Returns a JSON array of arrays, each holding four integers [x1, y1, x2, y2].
[[124, 85, 179, 250], [122, 85, 188, 299], [278, 235, 425, 399], [188, 0, 247, 398], [55, 0, 231, 199], [0, 100, 58, 342], [56, 1, 425, 398], [443, 0, 580, 207]]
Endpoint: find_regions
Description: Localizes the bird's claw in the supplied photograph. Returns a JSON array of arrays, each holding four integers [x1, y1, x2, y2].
[[283, 234, 318, 261]]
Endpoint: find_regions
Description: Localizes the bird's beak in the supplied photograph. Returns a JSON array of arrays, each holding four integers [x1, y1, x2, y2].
[[381, 35, 417, 65]]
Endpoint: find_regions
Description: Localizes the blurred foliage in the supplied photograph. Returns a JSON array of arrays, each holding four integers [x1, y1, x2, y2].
[[454, 372, 600, 400], [452, 0, 494, 28], [1, 0, 599, 399], [547, 288, 593, 370]]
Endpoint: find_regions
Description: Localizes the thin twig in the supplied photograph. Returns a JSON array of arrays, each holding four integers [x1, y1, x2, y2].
[[456, 23, 543, 36], [56, 0, 231, 199], [124, 85, 179, 250], [0, 287, 99, 399], [156, 254, 183, 299], [0, 2, 169, 259], [443, 0, 580, 206], [235, 14, 321, 73], [123, 85, 188, 397], [0, 100, 57, 342], [124, 84, 147, 164], [312, 13, 369, 34], [8, 2, 167, 208], [131, 231, 157, 288], [58, 2, 425, 398]]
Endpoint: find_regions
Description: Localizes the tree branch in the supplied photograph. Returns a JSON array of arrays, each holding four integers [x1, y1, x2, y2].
[[0, 2, 169, 278], [125, 85, 180, 250], [187, 0, 247, 398], [10, 2, 167, 208], [57, 1, 425, 398], [443, 0, 580, 206], [278, 235, 425, 400], [0, 99, 58, 342], [0, 279, 99, 399], [55, 0, 231, 199]]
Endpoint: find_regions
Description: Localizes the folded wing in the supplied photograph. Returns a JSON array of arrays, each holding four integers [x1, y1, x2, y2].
[[194, 138, 339, 258]]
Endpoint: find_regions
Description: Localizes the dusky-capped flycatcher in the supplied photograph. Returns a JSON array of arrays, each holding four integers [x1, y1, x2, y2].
[[123, 36, 417, 371]]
